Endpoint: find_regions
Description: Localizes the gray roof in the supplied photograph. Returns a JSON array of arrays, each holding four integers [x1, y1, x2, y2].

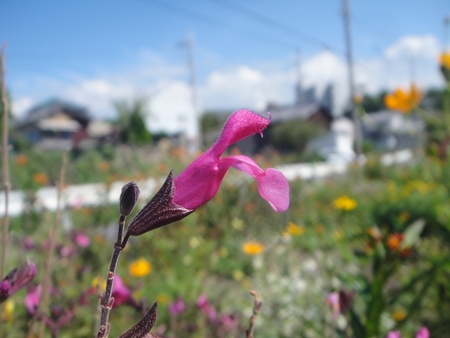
[[14, 99, 90, 129], [267, 103, 326, 123]]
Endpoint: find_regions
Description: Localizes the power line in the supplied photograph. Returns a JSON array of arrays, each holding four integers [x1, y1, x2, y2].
[[140, 0, 303, 51], [210, 0, 337, 52]]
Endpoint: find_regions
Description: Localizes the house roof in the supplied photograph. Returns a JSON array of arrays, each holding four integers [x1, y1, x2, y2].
[[267, 103, 331, 123], [14, 99, 90, 129], [362, 109, 424, 134]]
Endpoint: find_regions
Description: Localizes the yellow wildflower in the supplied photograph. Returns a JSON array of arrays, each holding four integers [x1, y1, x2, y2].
[[0, 299, 14, 322], [384, 83, 423, 113], [33, 173, 49, 185], [353, 94, 363, 105], [284, 222, 305, 236], [332, 230, 344, 241], [332, 195, 357, 211], [242, 241, 265, 255], [156, 293, 169, 305], [128, 258, 152, 277], [91, 276, 107, 291], [232, 269, 244, 281], [392, 309, 406, 322], [398, 211, 409, 223]]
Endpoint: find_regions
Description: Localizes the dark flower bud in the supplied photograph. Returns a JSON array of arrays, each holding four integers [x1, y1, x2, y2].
[[0, 261, 37, 303], [119, 302, 160, 338], [338, 290, 354, 314], [119, 182, 140, 217], [126, 171, 194, 237]]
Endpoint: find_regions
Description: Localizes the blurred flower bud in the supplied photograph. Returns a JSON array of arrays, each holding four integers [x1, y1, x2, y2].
[[0, 262, 37, 304], [126, 172, 194, 237], [119, 182, 140, 217]]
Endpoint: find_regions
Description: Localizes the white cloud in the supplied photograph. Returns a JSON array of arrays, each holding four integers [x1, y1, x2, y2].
[[12, 97, 33, 118], [385, 35, 440, 60], [10, 35, 446, 138]]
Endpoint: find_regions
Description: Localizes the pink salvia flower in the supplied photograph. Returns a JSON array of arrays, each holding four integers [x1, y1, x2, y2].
[[0, 261, 37, 303], [386, 331, 401, 338], [415, 327, 429, 338], [173, 109, 289, 212]]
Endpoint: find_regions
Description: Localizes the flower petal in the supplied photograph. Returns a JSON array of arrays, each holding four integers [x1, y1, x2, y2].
[[221, 155, 290, 212], [209, 109, 270, 157]]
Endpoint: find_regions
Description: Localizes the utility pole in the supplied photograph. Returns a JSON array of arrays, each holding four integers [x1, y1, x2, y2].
[[342, 0, 362, 158], [296, 49, 304, 105], [181, 33, 202, 150]]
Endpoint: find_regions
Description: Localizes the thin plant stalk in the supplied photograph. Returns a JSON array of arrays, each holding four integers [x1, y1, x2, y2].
[[96, 218, 131, 338], [0, 44, 10, 280], [26, 153, 67, 338], [245, 291, 262, 338]]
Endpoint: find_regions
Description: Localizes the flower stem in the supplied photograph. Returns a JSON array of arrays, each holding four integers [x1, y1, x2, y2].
[[97, 216, 129, 338], [246, 290, 262, 338], [0, 44, 10, 280]]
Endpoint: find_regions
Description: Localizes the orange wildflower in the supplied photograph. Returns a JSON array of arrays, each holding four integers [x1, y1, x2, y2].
[[15, 154, 29, 166], [440, 52, 450, 69], [32, 173, 49, 185], [392, 309, 406, 322], [384, 83, 423, 113], [98, 161, 110, 172], [386, 233, 404, 251]]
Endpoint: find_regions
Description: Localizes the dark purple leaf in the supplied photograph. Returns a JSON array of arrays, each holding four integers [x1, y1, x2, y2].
[[126, 171, 194, 236], [118, 302, 161, 338]]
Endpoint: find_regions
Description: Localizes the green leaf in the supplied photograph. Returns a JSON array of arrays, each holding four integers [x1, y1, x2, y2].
[[400, 219, 425, 250]]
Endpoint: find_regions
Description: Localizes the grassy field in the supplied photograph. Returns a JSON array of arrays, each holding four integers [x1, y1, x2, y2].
[[1, 146, 450, 337]]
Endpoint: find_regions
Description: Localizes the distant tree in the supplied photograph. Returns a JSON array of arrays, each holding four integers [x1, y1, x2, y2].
[[200, 112, 227, 134], [423, 88, 445, 111], [271, 120, 325, 153], [362, 91, 388, 113], [114, 98, 152, 145]]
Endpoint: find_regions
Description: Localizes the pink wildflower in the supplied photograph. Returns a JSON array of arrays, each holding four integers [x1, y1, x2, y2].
[[415, 327, 429, 338], [196, 293, 217, 321], [168, 297, 186, 316], [112, 275, 131, 307], [173, 110, 289, 212], [74, 232, 90, 247], [24, 284, 42, 315], [326, 292, 340, 319], [386, 332, 401, 338]]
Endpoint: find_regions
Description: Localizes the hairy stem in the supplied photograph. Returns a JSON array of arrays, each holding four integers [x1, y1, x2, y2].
[[97, 217, 129, 338], [0, 44, 10, 280]]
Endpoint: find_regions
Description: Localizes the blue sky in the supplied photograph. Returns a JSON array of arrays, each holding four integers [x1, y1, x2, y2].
[[1, 0, 449, 136]]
